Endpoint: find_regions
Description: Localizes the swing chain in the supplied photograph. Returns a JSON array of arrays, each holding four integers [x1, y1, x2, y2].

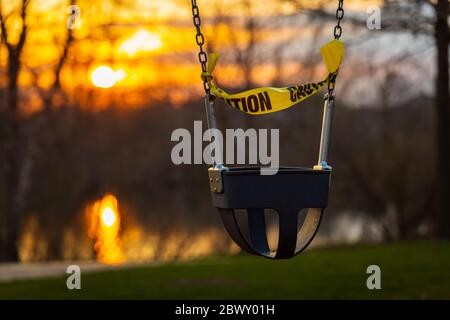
[[191, 0, 210, 95], [333, 0, 344, 40], [328, 0, 344, 92]]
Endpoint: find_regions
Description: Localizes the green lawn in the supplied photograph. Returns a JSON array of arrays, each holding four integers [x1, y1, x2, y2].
[[1, 241, 450, 299]]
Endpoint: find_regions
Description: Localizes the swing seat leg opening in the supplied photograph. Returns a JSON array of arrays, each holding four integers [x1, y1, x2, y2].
[[210, 167, 330, 259]]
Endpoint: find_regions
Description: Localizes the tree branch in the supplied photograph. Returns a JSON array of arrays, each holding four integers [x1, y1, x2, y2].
[[0, 1, 12, 51], [16, 0, 30, 54]]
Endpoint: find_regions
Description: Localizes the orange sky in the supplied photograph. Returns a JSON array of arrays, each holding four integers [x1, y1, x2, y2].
[[0, 0, 418, 111]]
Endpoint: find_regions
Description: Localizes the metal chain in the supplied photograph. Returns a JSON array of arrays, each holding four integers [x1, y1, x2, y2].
[[333, 0, 344, 40], [328, 0, 344, 92], [191, 0, 210, 95]]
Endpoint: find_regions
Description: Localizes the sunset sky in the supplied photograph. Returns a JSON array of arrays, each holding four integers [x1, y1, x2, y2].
[[0, 0, 434, 110]]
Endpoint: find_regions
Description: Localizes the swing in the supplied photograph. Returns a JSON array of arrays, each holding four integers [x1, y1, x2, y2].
[[191, 0, 345, 259]]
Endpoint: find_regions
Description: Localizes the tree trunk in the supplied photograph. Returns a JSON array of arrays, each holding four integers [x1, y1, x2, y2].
[[434, 0, 450, 238], [2, 53, 21, 261]]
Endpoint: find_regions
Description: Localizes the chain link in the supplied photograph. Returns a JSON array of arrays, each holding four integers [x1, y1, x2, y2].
[[333, 0, 344, 40], [329, 0, 344, 92], [191, 0, 210, 95]]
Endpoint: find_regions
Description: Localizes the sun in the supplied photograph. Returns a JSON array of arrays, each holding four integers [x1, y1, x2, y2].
[[119, 29, 163, 56], [91, 66, 126, 88]]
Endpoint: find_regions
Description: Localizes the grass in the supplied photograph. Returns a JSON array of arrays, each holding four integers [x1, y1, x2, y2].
[[1, 241, 449, 299]]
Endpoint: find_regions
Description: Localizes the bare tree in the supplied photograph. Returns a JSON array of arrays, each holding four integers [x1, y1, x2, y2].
[[288, 0, 449, 238], [0, 0, 30, 261], [42, 1, 76, 110], [0, 0, 77, 261], [357, 0, 450, 238], [433, 0, 450, 238]]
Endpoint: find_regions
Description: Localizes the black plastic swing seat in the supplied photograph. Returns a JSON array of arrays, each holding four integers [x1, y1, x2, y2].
[[210, 166, 331, 259]]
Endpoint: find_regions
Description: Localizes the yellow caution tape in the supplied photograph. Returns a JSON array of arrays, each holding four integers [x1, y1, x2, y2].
[[320, 39, 345, 73], [206, 40, 344, 115]]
